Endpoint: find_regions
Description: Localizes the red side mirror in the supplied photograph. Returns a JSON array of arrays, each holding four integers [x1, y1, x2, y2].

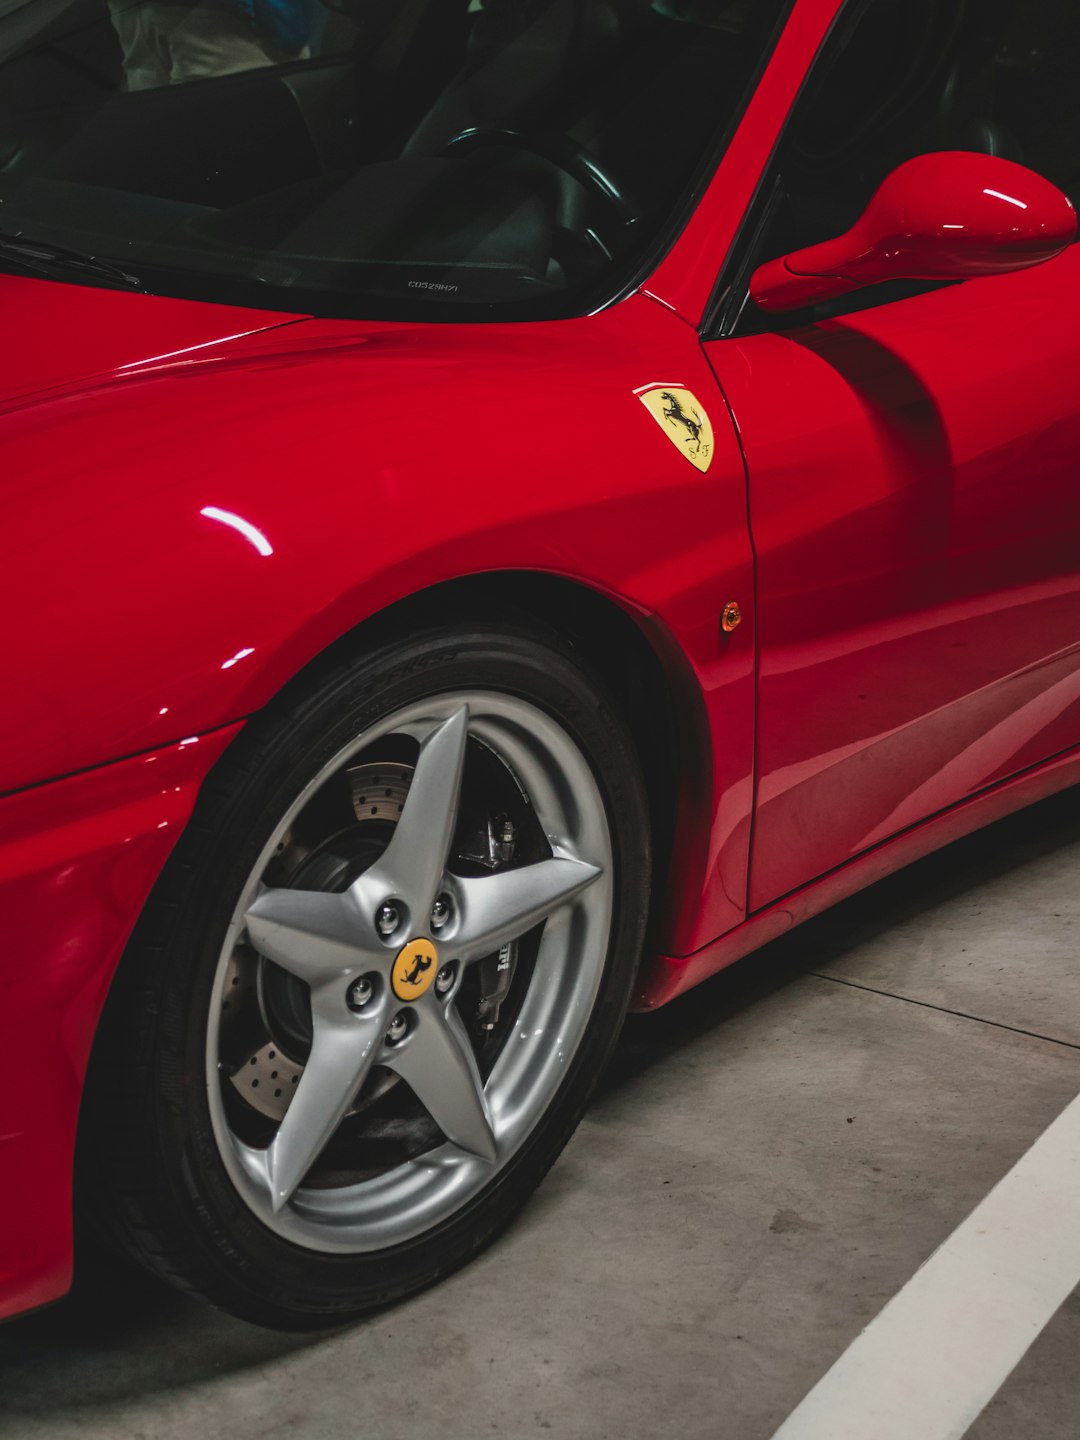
[[749, 151, 1077, 315]]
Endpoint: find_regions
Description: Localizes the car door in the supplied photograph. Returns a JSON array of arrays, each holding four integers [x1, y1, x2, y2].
[[702, 0, 1080, 908]]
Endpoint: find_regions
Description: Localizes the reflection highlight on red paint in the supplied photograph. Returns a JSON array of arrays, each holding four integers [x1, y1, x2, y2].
[[199, 506, 273, 557]]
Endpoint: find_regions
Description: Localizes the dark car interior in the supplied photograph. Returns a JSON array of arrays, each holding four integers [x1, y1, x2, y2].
[[6, 0, 1072, 318], [0, 0, 791, 314]]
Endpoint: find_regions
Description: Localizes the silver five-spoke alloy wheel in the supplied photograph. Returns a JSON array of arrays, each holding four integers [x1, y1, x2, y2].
[[206, 691, 614, 1252]]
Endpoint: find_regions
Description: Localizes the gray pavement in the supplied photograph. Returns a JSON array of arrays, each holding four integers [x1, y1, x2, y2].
[[2, 789, 1078, 1440]]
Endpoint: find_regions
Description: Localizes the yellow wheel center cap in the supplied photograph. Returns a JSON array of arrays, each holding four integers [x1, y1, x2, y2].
[[391, 938, 439, 1001]]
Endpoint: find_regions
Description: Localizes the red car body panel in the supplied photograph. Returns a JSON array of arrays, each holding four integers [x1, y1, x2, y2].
[[641, 740, 1080, 1009], [0, 275, 293, 412], [1, 287, 758, 1320], [705, 244, 1080, 907], [0, 283, 756, 954], [3, 0, 1079, 1321], [0, 726, 241, 1320]]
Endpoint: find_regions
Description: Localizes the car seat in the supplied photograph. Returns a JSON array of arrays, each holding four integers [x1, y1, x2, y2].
[[401, 0, 631, 159]]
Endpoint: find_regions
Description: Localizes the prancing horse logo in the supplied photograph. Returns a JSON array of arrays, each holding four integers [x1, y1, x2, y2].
[[635, 385, 715, 473], [404, 952, 433, 987], [391, 938, 439, 1001], [662, 390, 708, 450]]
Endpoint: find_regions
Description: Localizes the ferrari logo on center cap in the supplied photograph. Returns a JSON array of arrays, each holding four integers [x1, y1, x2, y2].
[[392, 938, 438, 1001], [636, 385, 714, 473]]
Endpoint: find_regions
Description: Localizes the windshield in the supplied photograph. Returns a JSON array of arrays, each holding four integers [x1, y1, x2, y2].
[[0, 0, 787, 319]]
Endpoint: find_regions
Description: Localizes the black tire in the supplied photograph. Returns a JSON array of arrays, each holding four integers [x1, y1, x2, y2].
[[78, 623, 650, 1328]]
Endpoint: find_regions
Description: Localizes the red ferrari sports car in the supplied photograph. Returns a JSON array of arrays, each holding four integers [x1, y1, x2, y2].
[[2, 0, 1078, 1328]]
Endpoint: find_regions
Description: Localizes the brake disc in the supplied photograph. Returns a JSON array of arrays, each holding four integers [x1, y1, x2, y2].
[[226, 761, 414, 1122]]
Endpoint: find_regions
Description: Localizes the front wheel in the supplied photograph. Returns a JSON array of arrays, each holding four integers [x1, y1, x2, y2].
[[81, 624, 650, 1327]]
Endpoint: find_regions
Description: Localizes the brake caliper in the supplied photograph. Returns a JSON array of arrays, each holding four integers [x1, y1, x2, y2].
[[461, 814, 519, 1030]]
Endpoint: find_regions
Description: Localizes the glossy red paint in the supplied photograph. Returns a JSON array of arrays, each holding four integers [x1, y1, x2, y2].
[[704, 243, 1080, 908], [750, 152, 1078, 314], [0, 282, 755, 959], [0, 273, 294, 409], [5, 0, 1080, 1324], [0, 282, 760, 1319], [0, 726, 241, 1321], [640, 737, 1080, 1009]]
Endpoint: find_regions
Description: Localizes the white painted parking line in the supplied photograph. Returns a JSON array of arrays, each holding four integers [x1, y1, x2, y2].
[[770, 1090, 1080, 1440]]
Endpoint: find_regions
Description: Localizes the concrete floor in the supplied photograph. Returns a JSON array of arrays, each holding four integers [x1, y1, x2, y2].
[[3, 788, 1079, 1440]]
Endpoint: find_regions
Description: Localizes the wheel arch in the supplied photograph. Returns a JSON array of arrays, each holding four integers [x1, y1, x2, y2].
[[240, 569, 712, 961]]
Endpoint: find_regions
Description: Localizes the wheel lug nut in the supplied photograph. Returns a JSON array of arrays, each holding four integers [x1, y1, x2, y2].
[[435, 963, 456, 996], [387, 1012, 409, 1044], [431, 896, 451, 931], [376, 902, 401, 938], [347, 975, 375, 1011]]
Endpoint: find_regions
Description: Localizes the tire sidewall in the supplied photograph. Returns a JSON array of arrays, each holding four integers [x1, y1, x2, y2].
[[126, 625, 649, 1325]]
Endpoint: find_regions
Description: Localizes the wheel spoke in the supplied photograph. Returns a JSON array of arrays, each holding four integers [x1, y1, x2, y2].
[[386, 998, 497, 1162], [448, 855, 602, 964], [367, 706, 469, 925], [245, 885, 378, 985], [263, 995, 388, 1211], [211, 687, 618, 1255]]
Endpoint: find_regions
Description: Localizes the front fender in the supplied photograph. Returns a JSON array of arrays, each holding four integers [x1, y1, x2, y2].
[[2, 291, 754, 953]]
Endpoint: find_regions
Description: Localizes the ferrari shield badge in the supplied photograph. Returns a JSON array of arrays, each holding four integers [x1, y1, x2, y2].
[[392, 938, 439, 1001], [636, 385, 715, 473]]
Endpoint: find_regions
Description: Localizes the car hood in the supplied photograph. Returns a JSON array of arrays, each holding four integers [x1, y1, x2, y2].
[[0, 273, 297, 411]]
